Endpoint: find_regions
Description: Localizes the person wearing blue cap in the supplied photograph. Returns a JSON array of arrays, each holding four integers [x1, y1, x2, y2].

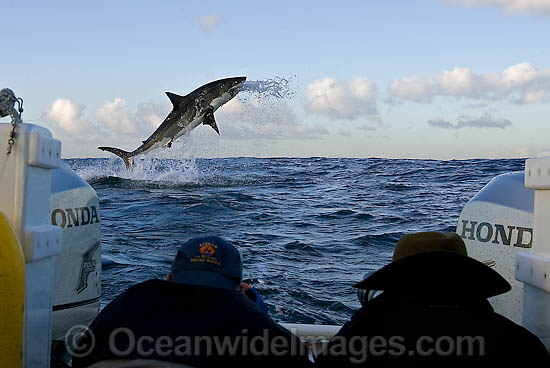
[[73, 236, 311, 368], [166, 235, 268, 315]]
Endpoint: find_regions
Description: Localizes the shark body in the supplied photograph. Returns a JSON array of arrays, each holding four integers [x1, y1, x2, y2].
[[99, 76, 246, 168]]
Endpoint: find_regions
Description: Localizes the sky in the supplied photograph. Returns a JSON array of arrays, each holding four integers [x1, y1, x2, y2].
[[1, 0, 550, 159]]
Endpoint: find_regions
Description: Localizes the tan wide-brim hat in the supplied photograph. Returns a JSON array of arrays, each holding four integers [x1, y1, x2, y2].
[[353, 232, 511, 299]]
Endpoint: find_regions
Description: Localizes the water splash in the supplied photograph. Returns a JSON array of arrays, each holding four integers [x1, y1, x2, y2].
[[72, 155, 200, 185], [240, 76, 296, 100]]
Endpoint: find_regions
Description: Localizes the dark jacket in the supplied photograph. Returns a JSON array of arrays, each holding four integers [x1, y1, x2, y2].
[[314, 291, 550, 367], [73, 279, 312, 368]]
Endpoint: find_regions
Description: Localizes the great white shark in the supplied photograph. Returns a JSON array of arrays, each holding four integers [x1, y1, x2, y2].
[[99, 76, 247, 169]]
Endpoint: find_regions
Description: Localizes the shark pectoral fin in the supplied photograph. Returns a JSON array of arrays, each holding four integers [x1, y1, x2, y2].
[[165, 92, 184, 107], [167, 140, 172, 148], [203, 107, 220, 135]]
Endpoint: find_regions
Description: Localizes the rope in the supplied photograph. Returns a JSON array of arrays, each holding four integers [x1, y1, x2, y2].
[[0, 88, 24, 155]]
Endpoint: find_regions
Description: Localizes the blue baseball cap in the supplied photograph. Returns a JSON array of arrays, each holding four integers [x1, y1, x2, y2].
[[171, 236, 242, 290]]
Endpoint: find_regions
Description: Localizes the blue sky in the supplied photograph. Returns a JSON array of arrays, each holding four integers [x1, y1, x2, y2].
[[1, 0, 550, 159]]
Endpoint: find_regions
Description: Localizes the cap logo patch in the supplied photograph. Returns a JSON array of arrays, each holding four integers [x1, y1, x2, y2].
[[200, 242, 216, 255], [189, 242, 222, 267]]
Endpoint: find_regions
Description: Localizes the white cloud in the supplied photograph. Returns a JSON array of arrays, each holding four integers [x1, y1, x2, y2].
[[216, 98, 328, 140], [358, 124, 378, 131], [45, 95, 327, 157], [536, 148, 550, 157], [428, 116, 512, 129], [448, 0, 550, 14], [217, 97, 243, 115], [199, 14, 221, 31], [95, 98, 136, 133], [337, 129, 351, 137], [389, 63, 550, 103], [45, 98, 86, 132], [45, 97, 169, 150], [305, 77, 378, 120], [135, 101, 168, 129], [95, 99, 169, 135], [486, 62, 550, 102]]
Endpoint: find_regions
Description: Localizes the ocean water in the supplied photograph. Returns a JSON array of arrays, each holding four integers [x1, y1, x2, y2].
[[67, 157, 524, 325]]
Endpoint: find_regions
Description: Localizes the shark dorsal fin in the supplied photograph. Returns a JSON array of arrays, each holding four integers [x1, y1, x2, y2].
[[165, 92, 184, 107]]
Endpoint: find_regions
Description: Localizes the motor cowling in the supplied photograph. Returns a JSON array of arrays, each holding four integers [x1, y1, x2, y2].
[[457, 171, 533, 324], [50, 162, 101, 340]]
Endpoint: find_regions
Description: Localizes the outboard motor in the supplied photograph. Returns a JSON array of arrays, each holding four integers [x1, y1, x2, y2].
[[50, 162, 101, 341], [457, 171, 533, 324], [2, 87, 100, 366]]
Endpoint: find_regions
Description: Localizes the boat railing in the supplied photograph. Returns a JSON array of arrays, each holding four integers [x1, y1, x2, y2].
[[517, 157, 550, 350], [279, 323, 342, 357]]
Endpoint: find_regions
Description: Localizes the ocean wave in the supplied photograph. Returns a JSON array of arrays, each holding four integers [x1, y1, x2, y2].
[[68, 157, 525, 324]]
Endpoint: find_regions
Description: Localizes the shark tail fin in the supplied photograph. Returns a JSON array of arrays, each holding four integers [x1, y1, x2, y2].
[[98, 146, 134, 169]]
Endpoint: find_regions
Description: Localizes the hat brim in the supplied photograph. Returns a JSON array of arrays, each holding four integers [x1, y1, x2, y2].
[[353, 251, 511, 299], [172, 270, 240, 291]]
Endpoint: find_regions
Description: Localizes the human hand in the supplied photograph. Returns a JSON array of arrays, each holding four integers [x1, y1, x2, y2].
[[240, 282, 252, 294]]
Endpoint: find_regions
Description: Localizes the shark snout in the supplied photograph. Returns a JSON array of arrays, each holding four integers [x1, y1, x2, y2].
[[229, 76, 247, 96]]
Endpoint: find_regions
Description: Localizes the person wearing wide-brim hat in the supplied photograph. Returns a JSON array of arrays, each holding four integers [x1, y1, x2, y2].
[[315, 232, 550, 367]]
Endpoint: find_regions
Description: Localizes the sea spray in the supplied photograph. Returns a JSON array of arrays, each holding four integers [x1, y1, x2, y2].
[[240, 76, 296, 100], [72, 155, 199, 185]]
